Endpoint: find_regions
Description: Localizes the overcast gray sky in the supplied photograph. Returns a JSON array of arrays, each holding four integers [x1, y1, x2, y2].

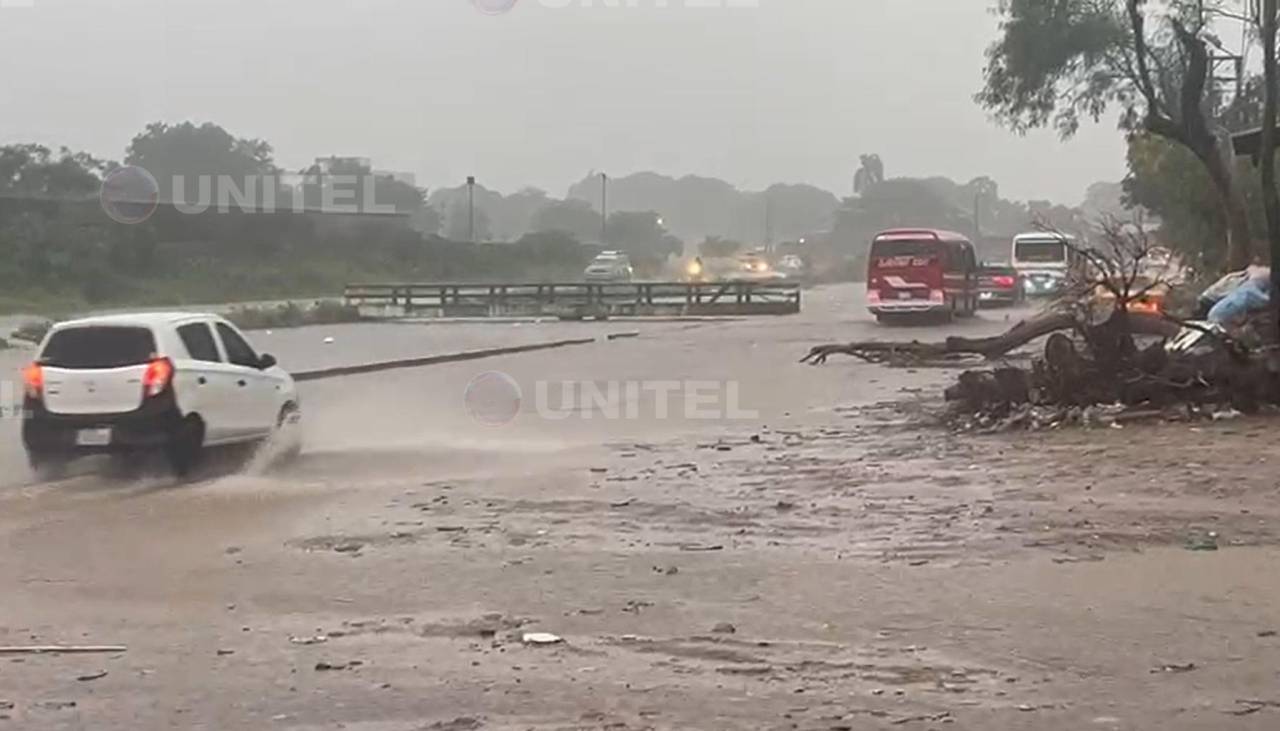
[[0, 0, 1126, 204]]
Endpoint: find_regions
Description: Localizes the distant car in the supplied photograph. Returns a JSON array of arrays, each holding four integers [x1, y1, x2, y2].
[[583, 252, 634, 282], [726, 252, 786, 282], [21, 313, 301, 476], [977, 262, 1025, 307], [777, 254, 807, 279]]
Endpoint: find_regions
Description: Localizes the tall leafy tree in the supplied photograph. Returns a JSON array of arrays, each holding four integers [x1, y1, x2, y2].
[[125, 121, 276, 205], [531, 199, 602, 242], [978, 0, 1253, 269], [605, 211, 681, 258], [0, 144, 106, 199]]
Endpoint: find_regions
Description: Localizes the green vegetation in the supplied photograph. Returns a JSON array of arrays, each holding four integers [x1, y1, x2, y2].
[[224, 301, 362, 331], [0, 122, 598, 317], [979, 0, 1255, 269]]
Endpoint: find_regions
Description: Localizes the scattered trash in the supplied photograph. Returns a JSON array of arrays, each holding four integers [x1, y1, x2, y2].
[[0, 645, 126, 655], [678, 543, 724, 552], [422, 718, 483, 731], [521, 632, 564, 646], [622, 600, 654, 614], [1212, 409, 1243, 422], [1017, 704, 1037, 712], [217, 649, 235, 656], [323, 337, 335, 345], [1153, 662, 1198, 674], [892, 712, 952, 725], [333, 543, 364, 554], [652, 565, 678, 575], [75, 671, 107, 682], [289, 635, 328, 646], [1185, 532, 1219, 551], [610, 498, 636, 508], [711, 622, 737, 635], [33, 701, 77, 711], [314, 660, 361, 671], [1258, 630, 1277, 638]]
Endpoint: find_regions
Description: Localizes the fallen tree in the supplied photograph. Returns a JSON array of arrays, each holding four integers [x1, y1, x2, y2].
[[800, 307, 1181, 365], [804, 220, 1278, 428]]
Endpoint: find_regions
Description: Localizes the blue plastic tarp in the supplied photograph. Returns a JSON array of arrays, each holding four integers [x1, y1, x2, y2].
[[1207, 278, 1271, 324]]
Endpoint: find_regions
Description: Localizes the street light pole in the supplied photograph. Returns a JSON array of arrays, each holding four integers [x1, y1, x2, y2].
[[600, 172, 609, 246], [467, 176, 476, 243], [764, 194, 773, 252]]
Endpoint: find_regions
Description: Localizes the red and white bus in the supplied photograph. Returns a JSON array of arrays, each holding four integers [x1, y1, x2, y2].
[[866, 229, 979, 323]]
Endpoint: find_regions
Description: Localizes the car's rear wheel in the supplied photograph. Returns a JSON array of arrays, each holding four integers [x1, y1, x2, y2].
[[165, 416, 205, 477], [27, 450, 69, 481]]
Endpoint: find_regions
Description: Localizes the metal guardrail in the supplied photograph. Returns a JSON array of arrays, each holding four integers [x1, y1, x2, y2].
[[343, 281, 802, 318]]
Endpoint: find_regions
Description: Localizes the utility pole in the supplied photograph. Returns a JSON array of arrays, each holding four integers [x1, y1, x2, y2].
[[1261, 0, 1280, 340], [763, 194, 773, 252], [600, 172, 609, 246], [467, 176, 476, 243], [973, 191, 982, 242]]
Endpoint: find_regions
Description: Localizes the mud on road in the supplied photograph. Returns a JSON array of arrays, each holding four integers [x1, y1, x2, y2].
[[3, 287, 1280, 730]]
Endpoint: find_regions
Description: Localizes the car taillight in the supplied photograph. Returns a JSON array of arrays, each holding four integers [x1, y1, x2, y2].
[[993, 275, 1016, 288], [142, 357, 174, 398], [22, 363, 43, 400], [867, 289, 881, 304], [929, 289, 945, 303]]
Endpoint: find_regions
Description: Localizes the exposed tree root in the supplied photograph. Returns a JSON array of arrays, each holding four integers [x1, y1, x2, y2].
[[801, 310, 1180, 366]]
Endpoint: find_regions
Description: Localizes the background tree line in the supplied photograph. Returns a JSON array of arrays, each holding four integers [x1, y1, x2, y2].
[[1, 114, 1130, 312]]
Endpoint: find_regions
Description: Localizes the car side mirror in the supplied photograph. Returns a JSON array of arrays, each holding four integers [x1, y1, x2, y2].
[[258, 353, 277, 370]]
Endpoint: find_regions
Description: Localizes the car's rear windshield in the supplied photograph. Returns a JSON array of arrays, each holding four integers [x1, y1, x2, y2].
[[40, 326, 157, 369], [871, 240, 942, 259], [1015, 241, 1066, 262]]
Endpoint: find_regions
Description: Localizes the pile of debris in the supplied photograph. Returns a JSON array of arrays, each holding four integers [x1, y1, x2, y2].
[[803, 305, 1280, 432]]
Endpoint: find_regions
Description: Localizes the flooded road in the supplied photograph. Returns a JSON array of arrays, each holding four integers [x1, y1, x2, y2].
[[3, 284, 1276, 730]]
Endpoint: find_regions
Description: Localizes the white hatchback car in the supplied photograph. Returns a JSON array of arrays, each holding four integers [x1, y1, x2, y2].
[[21, 312, 300, 475]]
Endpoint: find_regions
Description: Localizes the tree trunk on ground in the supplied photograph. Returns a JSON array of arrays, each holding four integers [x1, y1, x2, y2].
[[800, 310, 1180, 365]]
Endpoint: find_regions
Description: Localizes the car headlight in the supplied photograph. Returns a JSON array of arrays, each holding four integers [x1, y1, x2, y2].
[[688, 262, 703, 276]]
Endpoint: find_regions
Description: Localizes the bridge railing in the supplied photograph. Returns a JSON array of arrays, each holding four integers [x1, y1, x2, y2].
[[343, 281, 802, 318]]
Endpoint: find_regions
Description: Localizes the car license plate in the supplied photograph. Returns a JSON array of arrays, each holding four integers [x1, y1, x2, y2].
[[76, 428, 112, 447], [898, 291, 912, 300]]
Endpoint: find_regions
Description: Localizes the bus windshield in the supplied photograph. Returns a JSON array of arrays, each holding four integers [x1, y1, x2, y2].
[[872, 239, 941, 260], [1015, 240, 1066, 263]]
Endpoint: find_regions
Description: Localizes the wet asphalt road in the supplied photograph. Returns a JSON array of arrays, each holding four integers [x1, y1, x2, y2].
[[21, 287, 1274, 731]]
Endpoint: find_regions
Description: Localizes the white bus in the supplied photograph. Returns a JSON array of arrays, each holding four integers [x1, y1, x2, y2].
[[1010, 232, 1083, 296]]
